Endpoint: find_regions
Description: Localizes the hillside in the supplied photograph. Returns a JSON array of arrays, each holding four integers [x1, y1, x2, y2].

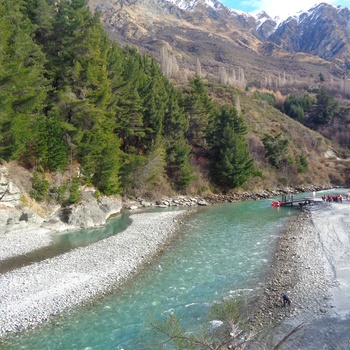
[[88, 0, 350, 90], [86, 0, 350, 191], [0, 0, 349, 216], [199, 85, 350, 191]]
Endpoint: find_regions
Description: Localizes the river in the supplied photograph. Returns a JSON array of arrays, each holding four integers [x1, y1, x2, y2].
[[0, 195, 314, 349]]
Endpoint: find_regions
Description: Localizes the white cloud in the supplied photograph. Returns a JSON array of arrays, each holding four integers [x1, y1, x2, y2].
[[247, 0, 350, 18]]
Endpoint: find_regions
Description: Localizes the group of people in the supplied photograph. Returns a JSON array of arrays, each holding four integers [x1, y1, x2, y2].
[[321, 194, 346, 202]]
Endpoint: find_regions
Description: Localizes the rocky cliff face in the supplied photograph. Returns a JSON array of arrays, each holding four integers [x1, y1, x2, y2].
[[0, 163, 43, 234]]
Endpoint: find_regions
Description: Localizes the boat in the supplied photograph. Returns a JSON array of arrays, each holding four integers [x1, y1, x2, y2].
[[271, 201, 280, 207]]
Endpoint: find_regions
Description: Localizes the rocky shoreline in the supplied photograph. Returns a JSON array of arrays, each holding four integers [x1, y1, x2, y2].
[[122, 184, 333, 209], [253, 203, 336, 327], [247, 199, 350, 348]]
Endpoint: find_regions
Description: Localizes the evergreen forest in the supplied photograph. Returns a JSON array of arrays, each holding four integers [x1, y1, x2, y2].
[[0, 0, 259, 200], [0, 0, 347, 203]]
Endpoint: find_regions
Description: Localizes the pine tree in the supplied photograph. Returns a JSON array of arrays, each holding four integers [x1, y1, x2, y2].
[[113, 51, 146, 154], [0, 0, 49, 161], [31, 109, 69, 171], [163, 83, 193, 190], [91, 127, 121, 195], [163, 83, 189, 140], [166, 139, 194, 190], [207, 106, 254, 189], [262, 133, 289, 168], [184, 74, 214, 147], [139, 57, 168, 150], [313, 87, 338, 124]]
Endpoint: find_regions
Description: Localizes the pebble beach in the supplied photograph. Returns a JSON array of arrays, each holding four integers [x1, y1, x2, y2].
[[0, 210, 189, 337], [255, 200, 350, 348]]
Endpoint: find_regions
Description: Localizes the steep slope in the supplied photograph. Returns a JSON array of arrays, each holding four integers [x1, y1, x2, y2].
[[88, 0, 347, 87], [260, 4, 350, 70]]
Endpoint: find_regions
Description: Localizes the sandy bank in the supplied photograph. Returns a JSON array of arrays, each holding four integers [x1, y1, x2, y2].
[[0, 210, 189, 338]]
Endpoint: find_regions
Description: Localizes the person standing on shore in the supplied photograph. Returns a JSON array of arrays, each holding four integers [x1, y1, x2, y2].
[[283, 294, 291, 307]]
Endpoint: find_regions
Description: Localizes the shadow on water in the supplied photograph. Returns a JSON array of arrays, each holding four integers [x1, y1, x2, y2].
[[0, 213, 132, 274]]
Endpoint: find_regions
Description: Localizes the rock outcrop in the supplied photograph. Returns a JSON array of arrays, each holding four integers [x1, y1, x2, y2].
[[0, 163, 122, 235], [0, 165, 21, 207], [49, 189, 122, 229], [0, 164, 43, 234]]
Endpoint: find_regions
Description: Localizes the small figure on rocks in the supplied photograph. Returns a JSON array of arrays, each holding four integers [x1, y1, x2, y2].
[[283, 294, 291, 307]]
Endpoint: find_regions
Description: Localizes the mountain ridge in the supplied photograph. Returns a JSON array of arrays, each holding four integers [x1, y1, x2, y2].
[[89, 0, 350, 87]]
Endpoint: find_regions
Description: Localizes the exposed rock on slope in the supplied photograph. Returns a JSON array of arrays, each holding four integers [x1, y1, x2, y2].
[[0, 162, 122, 235]]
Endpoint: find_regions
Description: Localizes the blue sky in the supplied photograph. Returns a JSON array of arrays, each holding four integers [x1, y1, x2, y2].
[[219, 0, 350, 18]]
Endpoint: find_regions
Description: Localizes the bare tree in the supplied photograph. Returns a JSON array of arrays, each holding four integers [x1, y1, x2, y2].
[[235, 96, 241, 115], [218, 66, 228, 85], [160, 46, 180, 79], [197, 58, 202, 77]]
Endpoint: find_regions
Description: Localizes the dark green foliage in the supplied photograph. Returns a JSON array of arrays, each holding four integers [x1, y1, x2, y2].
[[289, 104, 304, 121], [184, 74, 214, 147], [163, 85, 189, 140], [0, 0, 49, 161], [119, 153, 147, 192], [262, 134, 289, 168], [139, 57, 168, 149], [110, 49, 148, 154], [67, 177, 80, 205], [91, 131, 121, 196], [166, 140, 194, 190], [163, 83, 193, 190], [312, 87, 338, 125], [282, 94, 312, 122], [207, 106, 254, 189], [253, 91, 276, 107], [31, 111, 69, 171], [1, 0, 271, 196], [296, 153, 308, 173], [30, 171, 50, 202], [77, 120, 121, 195]]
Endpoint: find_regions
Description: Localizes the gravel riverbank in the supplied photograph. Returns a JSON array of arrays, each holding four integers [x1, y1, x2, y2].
[[253, 200, 350, 348], [0, 210, 189, 338], [254, 202, 335, 324]]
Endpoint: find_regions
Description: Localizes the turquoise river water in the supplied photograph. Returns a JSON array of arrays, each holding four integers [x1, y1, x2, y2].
[[1, 192, 340, 350]]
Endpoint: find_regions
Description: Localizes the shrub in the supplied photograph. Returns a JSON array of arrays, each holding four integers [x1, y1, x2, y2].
[[30, 171, 50, 202], [67, 177, 80, 205]]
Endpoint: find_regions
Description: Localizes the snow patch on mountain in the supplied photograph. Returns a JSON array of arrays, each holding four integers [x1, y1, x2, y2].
[[167, 0, 216, 11]]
